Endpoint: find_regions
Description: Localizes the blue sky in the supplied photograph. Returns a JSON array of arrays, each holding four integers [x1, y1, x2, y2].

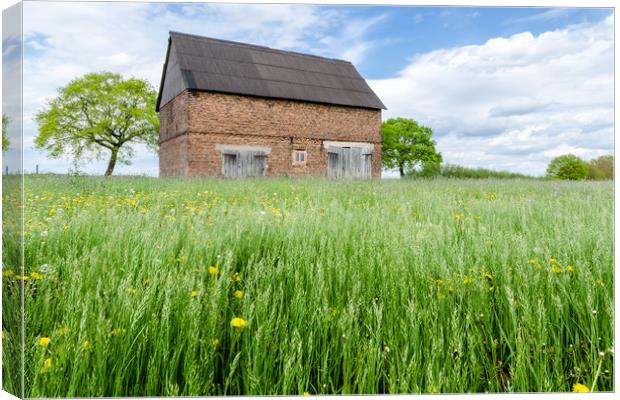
[[2, 2, 614, 176]]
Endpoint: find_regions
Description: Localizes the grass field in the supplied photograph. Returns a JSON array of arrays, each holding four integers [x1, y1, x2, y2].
[[2, 175, 614, 396]]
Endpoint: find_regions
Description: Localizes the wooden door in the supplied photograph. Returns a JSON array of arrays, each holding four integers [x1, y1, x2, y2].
[[222, 151, 267, 178], [327, 146, 371, 178]]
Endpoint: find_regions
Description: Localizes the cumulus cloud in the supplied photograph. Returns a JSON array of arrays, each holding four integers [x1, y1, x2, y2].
[[369, 15, 613, 175]]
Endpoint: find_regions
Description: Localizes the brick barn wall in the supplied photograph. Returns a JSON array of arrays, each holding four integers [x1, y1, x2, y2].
[[159, 90, 382, 177]]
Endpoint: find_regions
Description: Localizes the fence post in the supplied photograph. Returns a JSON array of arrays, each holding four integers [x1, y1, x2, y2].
[[36, 164, 39, 174]]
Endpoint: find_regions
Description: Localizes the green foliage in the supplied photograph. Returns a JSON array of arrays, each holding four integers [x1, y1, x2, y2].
[[2, 114, 9, 152], [588, 155, 613, 180], [432, 164, 533, 179], [3, 176, 613, 396], [381, 118, 442, 177], [546, 154, 589, 180], [35, 72, 159, 176]]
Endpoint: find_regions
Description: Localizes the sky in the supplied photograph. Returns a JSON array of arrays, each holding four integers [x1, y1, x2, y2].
[[2, 1, 615, 176]]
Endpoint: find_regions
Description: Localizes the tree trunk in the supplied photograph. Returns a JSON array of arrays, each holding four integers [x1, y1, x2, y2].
[[104, 147, 119, 176], [399, 163, 405, 177]]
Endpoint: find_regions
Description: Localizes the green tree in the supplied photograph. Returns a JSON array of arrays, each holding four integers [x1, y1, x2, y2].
[[2, 114, 9, 152], [546, 154, 589, 180], [588, 155, 613, 180], [381, 117, 442, 177], [35, 72, 159, 176]]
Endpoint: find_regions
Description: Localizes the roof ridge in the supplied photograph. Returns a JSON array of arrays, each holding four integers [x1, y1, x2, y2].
[[169, 31, 352, 65]]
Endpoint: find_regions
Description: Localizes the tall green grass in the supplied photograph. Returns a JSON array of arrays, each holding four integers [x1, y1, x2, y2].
[[2, 176, 614, 396]]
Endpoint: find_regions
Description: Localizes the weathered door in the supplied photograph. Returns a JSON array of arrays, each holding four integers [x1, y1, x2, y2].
[[328, 146, 371, 178], [222, 151, 267, 178]]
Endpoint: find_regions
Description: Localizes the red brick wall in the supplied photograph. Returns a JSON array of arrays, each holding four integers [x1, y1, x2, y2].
[[159, 90, 382, 177]]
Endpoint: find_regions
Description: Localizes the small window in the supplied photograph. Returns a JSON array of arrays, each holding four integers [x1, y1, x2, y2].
[[292, 150, 307, 165]]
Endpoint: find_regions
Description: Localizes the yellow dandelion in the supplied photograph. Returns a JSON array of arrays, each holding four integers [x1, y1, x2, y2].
[[572, 383, 589, 393], [230, 317, 248, 330], [484, 273, 493, 281], [566, 265, 574, 273], [30, 271, 43, 280], [208, 266, 218, 275], [550, 258, 559, 264], [41, 357, 52, 373], [2, 269, 14, 278], [454, 213, 464, 221], [38, 337, 51, 347], [16, 275, 29, 281], [303, 392, 310, 396], [434, 279, 444, 286], [550, 266, 563, 274], [528, 259, 536, 265], [231, 272, 241, 282], [463, 276, 473, 285], [234, 290, 244, 299], [82, 340, 91, 350], [191, 291, 199, 298]]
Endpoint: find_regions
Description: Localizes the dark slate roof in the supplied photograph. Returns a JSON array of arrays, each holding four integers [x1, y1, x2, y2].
[[156, 32, 386, 111]]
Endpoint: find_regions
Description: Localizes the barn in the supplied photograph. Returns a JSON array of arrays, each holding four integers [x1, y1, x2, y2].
[[156, 31, 386, 178]]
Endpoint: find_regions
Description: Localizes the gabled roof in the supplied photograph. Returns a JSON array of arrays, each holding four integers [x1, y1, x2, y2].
[[155, 32, 386, 111]]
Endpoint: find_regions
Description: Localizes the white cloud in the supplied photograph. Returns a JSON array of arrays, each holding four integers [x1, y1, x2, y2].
[[369, 15, 614, 175], [20, 2, 382, 175]]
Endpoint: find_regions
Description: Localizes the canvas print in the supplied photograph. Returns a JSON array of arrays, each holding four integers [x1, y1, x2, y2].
[[1, 0, 614, 397]]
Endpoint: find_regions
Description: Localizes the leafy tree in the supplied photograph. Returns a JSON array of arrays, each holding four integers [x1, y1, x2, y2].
[[546, 154, 589, 180], [2, 114, 9, 152], [35, 72, 159, 176], [588, 155, 613, 180], [381, 118, 442, 177]]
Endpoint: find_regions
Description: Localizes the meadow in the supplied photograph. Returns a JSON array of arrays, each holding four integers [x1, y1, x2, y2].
[[2, 175, 614, 396]]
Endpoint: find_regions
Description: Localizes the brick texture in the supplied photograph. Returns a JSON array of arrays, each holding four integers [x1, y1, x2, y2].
[[159, 90, 382, 177]]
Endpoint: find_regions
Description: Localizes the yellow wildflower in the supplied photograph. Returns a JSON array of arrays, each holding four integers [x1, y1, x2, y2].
[[454, 213, 464, 221], [234, 290, 244, 299], [127, 287, 137, 294], [572, 383, 589, 392], [208, 266, 218, 275], [2, 330, 7, 340], [550, 258, 559, 264], [82, 340, 91, 350], [231, 272, 241, 282], [528, 259, 536, 265], [191, 291, 199, 297], [30, 271, 43, 280], [38, 337, 51, 347], [484, 273, 493, 281], [566, 265, 574, 273], [16, 275, 29, 281], [230, 317, 248, 330], [41, 358, 52, 373], [303, 392, 310, 396], [434, 279, 444, 286], [551, 266, 563, 274], [110, 328, 126, 336], [463, 276, 473, 285], [2, 269, 14, 278]]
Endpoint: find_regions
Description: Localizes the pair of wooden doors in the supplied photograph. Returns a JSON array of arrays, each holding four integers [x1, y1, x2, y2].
[[327, 146, 371, 178], [222, 151, 267, 178]]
